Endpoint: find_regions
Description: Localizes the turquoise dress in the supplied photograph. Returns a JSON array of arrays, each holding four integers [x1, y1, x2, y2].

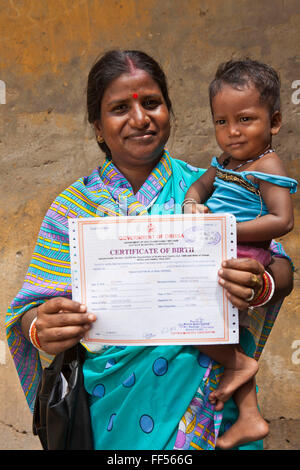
[[206, 157, 297, 221], [6, 150, 288, 450]]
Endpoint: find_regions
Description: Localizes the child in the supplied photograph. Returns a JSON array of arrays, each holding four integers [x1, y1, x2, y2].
[[183, 59, 297, 449]]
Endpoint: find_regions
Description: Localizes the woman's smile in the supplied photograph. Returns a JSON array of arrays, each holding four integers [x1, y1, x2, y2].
[[126, 130, 157, 140]]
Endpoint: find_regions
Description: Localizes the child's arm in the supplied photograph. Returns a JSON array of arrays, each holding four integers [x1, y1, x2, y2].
[[237, 153, 294, 243], [183, 165, 217, 212]]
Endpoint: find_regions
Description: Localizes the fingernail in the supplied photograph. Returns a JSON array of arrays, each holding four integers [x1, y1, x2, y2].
[[218, 269, 223, 276], [79, 304, 86, 312], [88, 314, 96, 321], [218, 278, 225, 285]]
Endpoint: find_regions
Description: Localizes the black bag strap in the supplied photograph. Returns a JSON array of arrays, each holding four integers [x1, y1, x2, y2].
[[48, 342, 85, 368], [63, 343, 80, 365]]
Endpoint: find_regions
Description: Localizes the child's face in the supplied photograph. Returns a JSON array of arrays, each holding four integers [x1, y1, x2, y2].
[[211, 84, 281, 161]]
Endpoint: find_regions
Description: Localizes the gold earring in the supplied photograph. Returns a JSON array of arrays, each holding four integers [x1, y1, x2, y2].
[[97, 135, 104, 143]]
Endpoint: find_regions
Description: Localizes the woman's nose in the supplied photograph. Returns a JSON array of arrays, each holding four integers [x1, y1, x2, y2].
[[129, 104, 150, 128]]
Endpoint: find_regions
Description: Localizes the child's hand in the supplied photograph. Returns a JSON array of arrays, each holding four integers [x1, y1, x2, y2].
[[183, 201, 210, 214]]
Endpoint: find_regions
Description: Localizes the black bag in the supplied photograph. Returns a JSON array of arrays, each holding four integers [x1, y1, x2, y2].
[[33, 343, 94, 450]]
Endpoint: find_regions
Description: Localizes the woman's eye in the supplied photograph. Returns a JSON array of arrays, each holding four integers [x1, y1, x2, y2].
[[143, 99, 160, 109], [112, 104, 127, 113]]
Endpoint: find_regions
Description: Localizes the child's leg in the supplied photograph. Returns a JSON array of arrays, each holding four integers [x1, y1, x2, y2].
[[216, 377, 269, 449], [197, 344, 258, 410]]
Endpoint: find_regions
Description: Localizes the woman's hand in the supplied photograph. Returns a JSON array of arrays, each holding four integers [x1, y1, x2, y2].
[[218, 258, 265, 310], [218, 255, 293, 310], [21, 297, 96, 355]]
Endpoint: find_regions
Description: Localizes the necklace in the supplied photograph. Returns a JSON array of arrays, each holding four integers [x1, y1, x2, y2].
[[221, 148, 275, 171]]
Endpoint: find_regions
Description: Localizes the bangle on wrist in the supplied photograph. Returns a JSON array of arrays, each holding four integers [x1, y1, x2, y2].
[[181, 198, 199, 212], [29, 317, 42, 350], [250, 271, 275, 307]]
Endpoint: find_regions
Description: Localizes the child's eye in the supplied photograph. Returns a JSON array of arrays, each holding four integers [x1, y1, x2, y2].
[[215, 119, 226, 125], [240, 116, 252, 122]]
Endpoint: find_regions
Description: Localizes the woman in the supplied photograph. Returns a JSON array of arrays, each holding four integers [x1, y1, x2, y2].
[[6, 50, 293, 450]]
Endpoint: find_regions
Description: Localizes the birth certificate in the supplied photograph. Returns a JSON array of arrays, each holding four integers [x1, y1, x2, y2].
[[69, 214, 238, 346]]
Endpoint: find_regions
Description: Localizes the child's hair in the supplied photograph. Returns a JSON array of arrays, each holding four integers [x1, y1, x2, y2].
[[209, 58, 281, 116]]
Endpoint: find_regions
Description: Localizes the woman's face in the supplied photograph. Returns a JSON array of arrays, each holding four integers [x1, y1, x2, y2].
[[94, 69, 170, 171]]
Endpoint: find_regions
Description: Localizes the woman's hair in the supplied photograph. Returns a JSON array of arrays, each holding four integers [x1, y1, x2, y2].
[[209, 58, 281, 116], [87, 50, 172, 156]]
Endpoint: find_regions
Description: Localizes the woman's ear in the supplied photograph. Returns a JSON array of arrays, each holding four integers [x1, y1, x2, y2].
[[93, 120, 104, 143], [270, 111, 282, 135]]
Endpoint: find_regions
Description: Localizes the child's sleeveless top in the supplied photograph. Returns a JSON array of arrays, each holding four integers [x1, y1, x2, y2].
[[206, 156, 297, 222]]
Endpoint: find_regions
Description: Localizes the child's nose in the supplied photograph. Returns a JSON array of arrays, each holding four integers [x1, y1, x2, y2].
[[228, 124, 241, 136]]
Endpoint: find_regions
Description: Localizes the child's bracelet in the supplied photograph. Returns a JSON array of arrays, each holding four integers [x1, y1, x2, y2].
[[29, 317, 42, 350], [250, 271, 275, 307]]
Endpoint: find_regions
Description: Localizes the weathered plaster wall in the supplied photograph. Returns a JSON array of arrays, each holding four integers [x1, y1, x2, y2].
[[0, 0, 299, 449]]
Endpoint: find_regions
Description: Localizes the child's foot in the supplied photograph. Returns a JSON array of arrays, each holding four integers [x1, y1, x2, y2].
[[216, 409, 269, 449], [209, 355, 258, 410]]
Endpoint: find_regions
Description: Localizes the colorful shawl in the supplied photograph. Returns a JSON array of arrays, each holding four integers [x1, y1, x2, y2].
[[6, 149, 287, 450]]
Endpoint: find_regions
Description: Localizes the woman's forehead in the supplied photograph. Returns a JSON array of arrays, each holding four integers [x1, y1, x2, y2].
[[102, 70, 162, 103]]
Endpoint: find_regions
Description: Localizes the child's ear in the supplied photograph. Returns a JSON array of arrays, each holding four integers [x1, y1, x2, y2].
[[270, 111, 282, 135]]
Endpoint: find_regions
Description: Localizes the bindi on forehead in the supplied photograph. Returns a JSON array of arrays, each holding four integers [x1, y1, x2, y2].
[[103, 68, 161, 107]]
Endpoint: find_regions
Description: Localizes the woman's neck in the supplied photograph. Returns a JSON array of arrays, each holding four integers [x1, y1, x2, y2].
[[111, 155, 162, 194]]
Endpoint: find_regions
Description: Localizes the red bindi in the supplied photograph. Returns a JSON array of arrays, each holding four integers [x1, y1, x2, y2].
[[132, 93, 138, 99]]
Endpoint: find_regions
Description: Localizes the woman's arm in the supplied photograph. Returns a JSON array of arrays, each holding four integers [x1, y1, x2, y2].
[[266, 255, 293, 302], [21, 297, 96, 355]]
